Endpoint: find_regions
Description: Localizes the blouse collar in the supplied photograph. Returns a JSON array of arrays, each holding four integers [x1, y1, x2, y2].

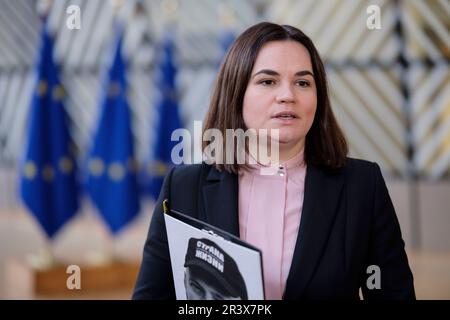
[[242, 148, 306, 176]]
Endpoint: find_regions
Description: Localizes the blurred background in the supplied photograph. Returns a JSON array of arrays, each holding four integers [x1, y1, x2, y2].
[[0, 0, 449, 299]]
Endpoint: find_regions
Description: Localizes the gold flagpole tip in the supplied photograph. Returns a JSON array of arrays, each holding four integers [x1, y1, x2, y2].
[[110, 0, 124, 15], [36, 0, 52, 18]]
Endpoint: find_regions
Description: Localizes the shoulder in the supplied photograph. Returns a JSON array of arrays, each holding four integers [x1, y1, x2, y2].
[[313, 157, 380, 182], [165, 163, 223, 214], [344, 157, 378, 170], [342, 157, 380, 180], [170, 163, 204, 179], [338, 157, 386, 197], [168, 162, 217, 185]]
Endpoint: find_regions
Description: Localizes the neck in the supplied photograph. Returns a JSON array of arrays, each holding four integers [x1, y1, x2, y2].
[[247, 139, 305, 166], [278, 140, 305, 163]]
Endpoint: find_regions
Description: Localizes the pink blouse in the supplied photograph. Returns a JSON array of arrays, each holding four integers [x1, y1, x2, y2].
[[238, 150, 306, 300]]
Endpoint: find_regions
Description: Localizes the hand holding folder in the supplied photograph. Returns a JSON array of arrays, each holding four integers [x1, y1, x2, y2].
[[163, 199, 265, 300]]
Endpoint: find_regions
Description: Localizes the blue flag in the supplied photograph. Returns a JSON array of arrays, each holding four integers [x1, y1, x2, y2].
[[218, 30, 235, 65], [148, 35, 183, 200], [86, 32, 140, 234], [19, 26, 79, 239]]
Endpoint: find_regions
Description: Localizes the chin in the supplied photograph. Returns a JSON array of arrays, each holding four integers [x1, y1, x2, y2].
[[276, 131, 302, 143], [274, 132, 305, 150]]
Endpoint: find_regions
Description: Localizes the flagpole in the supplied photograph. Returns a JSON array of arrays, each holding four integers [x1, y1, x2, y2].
[[38, 0, 55, 263], [26, 235, 55, 271], [42, 235, 55, 267], [106, 229, 116, 264], [87, 230, 115, 266], [83, 200, 114, 266]]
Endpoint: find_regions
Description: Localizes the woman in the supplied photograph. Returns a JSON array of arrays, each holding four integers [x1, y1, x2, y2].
[[133, 22, 415, 300]]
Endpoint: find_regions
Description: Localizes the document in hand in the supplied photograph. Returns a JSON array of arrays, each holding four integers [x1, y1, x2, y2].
[[163, 202, 265, 300]]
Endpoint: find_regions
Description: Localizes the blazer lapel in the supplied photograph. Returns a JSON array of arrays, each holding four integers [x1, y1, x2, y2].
[[284, 164, 344, 299], [202, 166, 240, 237]]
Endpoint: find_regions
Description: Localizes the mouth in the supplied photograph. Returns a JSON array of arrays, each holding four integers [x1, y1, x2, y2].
[[271, 111, 299, 120]]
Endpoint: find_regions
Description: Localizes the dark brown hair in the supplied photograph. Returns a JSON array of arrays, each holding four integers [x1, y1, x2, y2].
[[203, 22, 348, 173]]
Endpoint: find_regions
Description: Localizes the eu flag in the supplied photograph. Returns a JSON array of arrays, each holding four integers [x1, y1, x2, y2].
[[86, 33, 140, 234], [19, 26, 79, 239], [147, 35, 183, 200]]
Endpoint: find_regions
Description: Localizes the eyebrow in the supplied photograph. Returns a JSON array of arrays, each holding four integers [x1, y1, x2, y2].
[[252, 69, 314, 78]]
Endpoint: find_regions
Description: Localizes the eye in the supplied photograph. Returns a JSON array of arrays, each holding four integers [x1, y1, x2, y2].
[[296, 80, 310, 87], [189, 280, 205, 297], [258, 79, 276, 86], [212, 293, 225, 300]]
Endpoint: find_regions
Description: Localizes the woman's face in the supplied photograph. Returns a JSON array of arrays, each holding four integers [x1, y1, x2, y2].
[[184, 268, 241, 300], [242, 40, 317, 155]]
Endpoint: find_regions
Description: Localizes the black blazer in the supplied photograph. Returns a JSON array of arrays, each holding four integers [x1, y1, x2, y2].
[[133, 158, 415, 300]]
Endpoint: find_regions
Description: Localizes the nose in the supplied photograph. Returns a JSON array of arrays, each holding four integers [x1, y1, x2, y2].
[[275, 83, 295, 104]]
